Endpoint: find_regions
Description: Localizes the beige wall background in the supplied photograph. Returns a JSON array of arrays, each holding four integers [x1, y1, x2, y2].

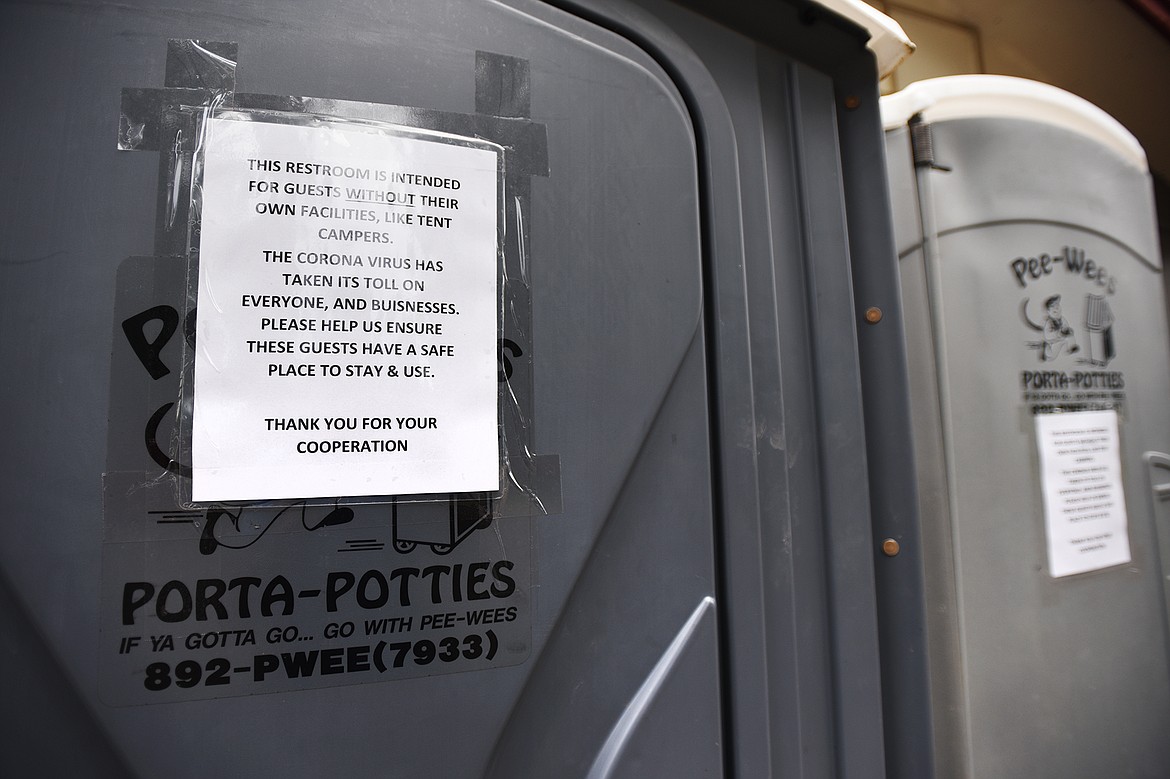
[[873, 0, 1170, 175], [869, 0, 1170, 277]]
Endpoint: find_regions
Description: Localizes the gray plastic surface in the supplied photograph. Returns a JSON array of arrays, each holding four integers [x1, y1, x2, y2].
[[2, 0, 922, 776], [886, 112, 1170, 777], [3, 1, 715, 775]]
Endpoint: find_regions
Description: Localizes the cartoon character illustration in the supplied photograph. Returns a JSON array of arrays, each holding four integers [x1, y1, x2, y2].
[[199, 500, 354, 555], [1022, 295, 1080, 361]]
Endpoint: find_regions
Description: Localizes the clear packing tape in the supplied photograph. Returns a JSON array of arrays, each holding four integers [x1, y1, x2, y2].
[[117, 41, 561, 546]]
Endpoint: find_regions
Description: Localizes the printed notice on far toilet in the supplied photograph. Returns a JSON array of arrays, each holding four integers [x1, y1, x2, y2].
[[191, 114, 502, 502], [1035, 409, 1131, 577]]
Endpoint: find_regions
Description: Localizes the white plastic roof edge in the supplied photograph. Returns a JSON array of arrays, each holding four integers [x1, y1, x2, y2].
[[813, 0, 915, 79], [880, 75, 1148, 172]]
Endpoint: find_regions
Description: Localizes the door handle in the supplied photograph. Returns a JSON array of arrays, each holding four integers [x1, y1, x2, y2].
[[1147, 452, 1170, 502]]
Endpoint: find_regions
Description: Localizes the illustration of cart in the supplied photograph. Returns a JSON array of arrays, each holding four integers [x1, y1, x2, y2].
[[392, 493, 494, 555]]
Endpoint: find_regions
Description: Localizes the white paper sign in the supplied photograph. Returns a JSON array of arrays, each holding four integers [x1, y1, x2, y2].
[[1035, 409, 1131, 577], [191, 115, 501, 501]]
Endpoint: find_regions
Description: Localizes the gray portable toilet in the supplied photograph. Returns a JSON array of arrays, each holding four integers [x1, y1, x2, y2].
[[882, 75, 1170, 777], [1, 1, 929, 776]]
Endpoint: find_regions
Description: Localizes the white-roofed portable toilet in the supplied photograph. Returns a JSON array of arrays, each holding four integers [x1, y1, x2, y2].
[[882, 75, 1170, 777]]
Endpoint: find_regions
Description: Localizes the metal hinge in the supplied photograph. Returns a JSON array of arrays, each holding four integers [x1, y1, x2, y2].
[[909, 113, 953, 172]]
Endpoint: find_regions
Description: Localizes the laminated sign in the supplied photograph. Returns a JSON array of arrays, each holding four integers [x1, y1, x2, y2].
[[192, 115, 503, 501], [1035, 409, 1131, 577]]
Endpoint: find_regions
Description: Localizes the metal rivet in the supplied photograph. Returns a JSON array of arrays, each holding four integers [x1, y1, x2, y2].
[[865, 306, 883, 324], [844, 95, 861, 110], [882, 538, 900, 556]]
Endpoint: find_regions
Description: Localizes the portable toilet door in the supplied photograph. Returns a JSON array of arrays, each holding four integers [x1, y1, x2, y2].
[[1, 0, 925, 776], [882, 75, 1170, 778]]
